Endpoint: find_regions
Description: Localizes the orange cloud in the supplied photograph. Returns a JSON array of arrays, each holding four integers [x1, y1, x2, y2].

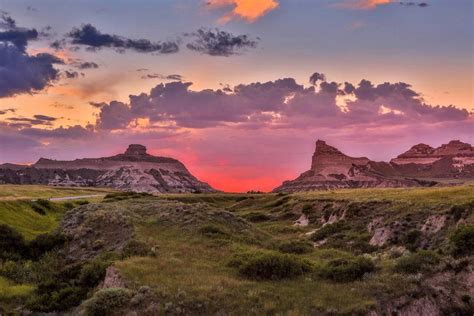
[[336, 0, 392, 10], [207, 0, 279, 23]]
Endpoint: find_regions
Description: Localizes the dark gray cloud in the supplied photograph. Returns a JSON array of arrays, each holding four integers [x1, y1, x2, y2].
[[0, 12, 38, 51], [399, 2, 429, 7], [0, 44, 63, 97], [76, 61, 99, 69], [33, 114, 57, 121], [0, 108, 16, 115], [63, 70, 81, 79], [94, 73, 471, 130], [0, 13, 63, 97], [309, 72, 326, 85], [141, 73, 183, 81], [186, 28, 258, 56], [19, 125, 93, 139], [67, 24, 179, 54]]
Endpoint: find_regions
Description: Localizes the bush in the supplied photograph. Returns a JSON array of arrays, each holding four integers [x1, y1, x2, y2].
[[122, 240, 152, 258], [30, 199, 53, 215], [0, 260, 33, 283], [318, 256, 375, 282], [83, 288, 132, 316], [450, 225, 474, 257], [402, 229, 422, 251], [27, 233, 66, 259], [79, 256, 114, 288], [75, 200, 90, 205], [394, 250, 440, 274], [278, 240, 313, 254], [199, 225, 229, 239], [104, 192, 152, 202], [244, 212, 271, 222], [63, 201, 75, 209], [0, 225, 26, 260], [231, 251, 312, 280], [311, 221, 349, 242]]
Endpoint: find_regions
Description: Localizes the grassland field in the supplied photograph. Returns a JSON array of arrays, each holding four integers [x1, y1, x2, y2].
[[0, 184, 472, 314]]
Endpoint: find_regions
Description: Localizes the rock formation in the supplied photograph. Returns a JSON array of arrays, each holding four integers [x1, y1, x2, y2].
[[0, 144, 216, 193], [274, 140, 474, 192]]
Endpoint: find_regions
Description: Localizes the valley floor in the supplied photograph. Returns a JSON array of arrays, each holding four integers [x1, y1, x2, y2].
[[0, 185, 473, 315]]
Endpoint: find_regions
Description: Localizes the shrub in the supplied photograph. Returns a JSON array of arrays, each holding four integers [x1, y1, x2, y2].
[[302, 204, 313, 214], [79, 256, 113, 288], [83, 288, 132, 316], [318, 256, 375, 282], [63, 202, 75, 209], [450, 225, 474, 257], [122, 240, 152, 258], [30, 199, 53, 215], [278, 240, 313, 254], [36, 199, 53, 210], [199, 225, 229, 239], [402, 229, 422, 251], [75, 200, 90, 205], [311, 221, 349, 242], [0, 260, 33, 283], [244, 212, 271, 222], [27, 233, 66, 259], [104, 192, 152, 202], [394, 250, 440, 274], [231, 251, 312, 280], [0, 224, 26, 260]]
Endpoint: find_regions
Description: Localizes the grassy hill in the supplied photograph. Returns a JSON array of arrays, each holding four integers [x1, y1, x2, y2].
[[0, 186, 472, 314]]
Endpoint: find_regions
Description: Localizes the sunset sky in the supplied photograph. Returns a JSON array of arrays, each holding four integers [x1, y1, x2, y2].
[[0, 0, 473, 192]]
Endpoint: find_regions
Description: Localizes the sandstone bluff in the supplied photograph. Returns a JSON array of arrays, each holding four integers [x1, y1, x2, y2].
[[0, 144, 216, 193], [273, 140, 474, 192]]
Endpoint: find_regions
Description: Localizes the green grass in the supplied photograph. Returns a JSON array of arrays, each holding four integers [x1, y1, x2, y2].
[[116, 223, 377, 314], [0, 200, 64, 240], [0, 184, 472, 314], [296, 185, 474, 206], [0, 276, 34, 301], [0, 184, 115, 201]]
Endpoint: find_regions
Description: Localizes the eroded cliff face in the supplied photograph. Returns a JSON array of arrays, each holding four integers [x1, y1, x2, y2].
[[274, 139, 474, 192], [0, 144, 216, 193]]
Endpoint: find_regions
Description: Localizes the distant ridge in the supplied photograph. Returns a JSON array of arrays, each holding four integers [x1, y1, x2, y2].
[[273, 140, 474, 192], [0, 144, 216, 193]]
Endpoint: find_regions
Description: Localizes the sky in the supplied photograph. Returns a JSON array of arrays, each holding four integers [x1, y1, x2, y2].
[[0, 0, 473, 192]]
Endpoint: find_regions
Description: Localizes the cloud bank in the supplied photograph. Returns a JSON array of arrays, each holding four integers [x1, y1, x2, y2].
[[0, 13, 63, 97]]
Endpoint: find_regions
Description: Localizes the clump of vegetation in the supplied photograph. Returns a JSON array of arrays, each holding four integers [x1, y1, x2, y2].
[[0, 224, 26, 260], [83, 288, 132, 316], [104, 192, 153, 202], [278, 240, 313, 254], [311, 221, 349, 242], [198, 224, 230, 239], [122, 240, 152, 258], [230, 251, 312, 280], [450, 225, 474, 257], [401, 229, 422, 251], [318, 256, 375, 282], [243, 212, 271, 222], [26, 253, 116, 312], [27, 232, 66, 259], [30, 199, 54, 215], [394, 250, 440, 274]]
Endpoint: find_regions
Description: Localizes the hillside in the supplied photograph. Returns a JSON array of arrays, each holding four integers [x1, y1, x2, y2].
[[0, 185, 472, 315]]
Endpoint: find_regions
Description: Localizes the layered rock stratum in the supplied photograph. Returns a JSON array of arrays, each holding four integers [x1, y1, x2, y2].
[[274, 140, 474, 192], [0, 144, 216, 193]]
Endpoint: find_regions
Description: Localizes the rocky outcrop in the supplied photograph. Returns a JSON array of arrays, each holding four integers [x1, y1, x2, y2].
[[0, 144, 216, 193], [274, 139, 474, 192]]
